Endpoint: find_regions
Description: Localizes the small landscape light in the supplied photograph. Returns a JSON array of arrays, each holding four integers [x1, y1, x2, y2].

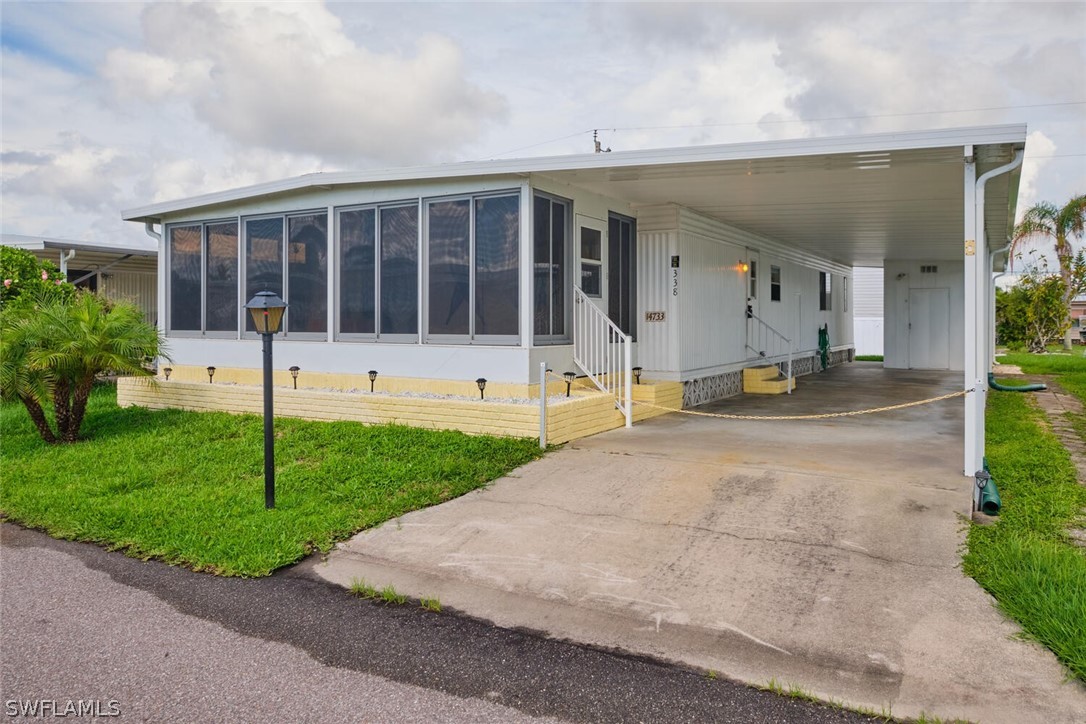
[[289, 365, 300, 389], [163, 367, 172, 381], [563, 371, 576, 397], [368, 370, 378, 393], [632, 366, 643, 385], [476, 377, 487, 400], [207, 366, 216, 383]]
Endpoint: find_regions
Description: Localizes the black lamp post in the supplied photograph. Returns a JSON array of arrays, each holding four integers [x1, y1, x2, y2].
[[476, 378, 487, 400], [563, 371, 576, 397], [163, 367, 172, 381], [289, 366, 300, 389], [368, 370, 378, 393], [632, 366, 643, 385], [207, 366, 216, 383], [244, 290, 288, 510]]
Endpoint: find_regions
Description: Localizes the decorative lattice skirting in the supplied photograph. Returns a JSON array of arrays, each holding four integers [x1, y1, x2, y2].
[[683, 371, 743, 407], [681, 347, 855, 408]]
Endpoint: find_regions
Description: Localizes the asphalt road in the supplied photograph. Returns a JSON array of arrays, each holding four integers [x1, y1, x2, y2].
[[1, 523, 879, 723]]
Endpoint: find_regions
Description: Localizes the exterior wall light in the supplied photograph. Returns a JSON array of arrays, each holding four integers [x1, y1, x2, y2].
[[476, 377, 487, 400], [163, 367, 172, 381], [368, 370, 378, 392], [244, 290, 288, 510], [632, 366, 643, 385], [207, 366, 216, 383], [289, 366, 300, 389], [563, 371, 576, 397]]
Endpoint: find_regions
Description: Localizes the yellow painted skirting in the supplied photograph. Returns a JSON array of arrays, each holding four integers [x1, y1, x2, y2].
[[118, 377, 684, 445]]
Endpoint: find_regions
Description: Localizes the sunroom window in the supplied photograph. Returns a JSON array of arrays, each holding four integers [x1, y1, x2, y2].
[[425, 192, 520, 343], [244, 212, 328, 337], [167, 221, 238, 335], [533, 193, 570, 340], [338, 203, 419, 340]]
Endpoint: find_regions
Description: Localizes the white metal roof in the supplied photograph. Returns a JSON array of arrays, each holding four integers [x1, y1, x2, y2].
[[2, 233, 157, 257], [121, 124, 1026, 268], [2, 233, 158, 274]]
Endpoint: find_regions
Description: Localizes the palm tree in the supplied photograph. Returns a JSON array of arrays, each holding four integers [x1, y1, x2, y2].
[[0, 305, 58, 443], [1011, 194, 1086, 349], [0, 292, 166, 443]]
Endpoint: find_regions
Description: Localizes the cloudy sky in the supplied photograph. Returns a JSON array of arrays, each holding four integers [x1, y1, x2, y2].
[[2, 1, 1083, 258]]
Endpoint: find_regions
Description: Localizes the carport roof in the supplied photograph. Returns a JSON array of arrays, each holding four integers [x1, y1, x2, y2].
[[122, 124, 1026, 269], [2, 233, 158, 274]]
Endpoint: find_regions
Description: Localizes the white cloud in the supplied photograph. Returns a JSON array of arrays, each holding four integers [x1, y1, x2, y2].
[[3, 133, 135, 212], [101, 1, 507, 165], [1018, 130, 1058, 217]]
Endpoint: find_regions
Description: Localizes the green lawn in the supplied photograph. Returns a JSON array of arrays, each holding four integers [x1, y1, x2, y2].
[[965, 353, 1086, 681], [0, 384, 544, 576]]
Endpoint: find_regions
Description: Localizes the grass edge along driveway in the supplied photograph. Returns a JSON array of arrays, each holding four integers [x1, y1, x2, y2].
[[967, 352, 1086, 682], [1, 384, 545, 577]]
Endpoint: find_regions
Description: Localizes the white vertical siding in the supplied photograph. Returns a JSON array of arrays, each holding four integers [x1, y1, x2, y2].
[[101, 271, 157, 324], [854, 318, 884, 355], [637, 204, 854, 380], [678, 231, 746, 372], [852, 266, 884, 317], [636, 231, 678, 374], [883, 261, 963, 371]]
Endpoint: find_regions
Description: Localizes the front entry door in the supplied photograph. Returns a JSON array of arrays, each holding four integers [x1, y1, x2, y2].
[[608, 212, 636, 338], [909, 287, 950, 369]]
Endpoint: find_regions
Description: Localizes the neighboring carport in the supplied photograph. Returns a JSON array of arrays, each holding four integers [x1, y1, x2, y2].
[[1, 233, 158, 323], [316, 363, 1085, 722]]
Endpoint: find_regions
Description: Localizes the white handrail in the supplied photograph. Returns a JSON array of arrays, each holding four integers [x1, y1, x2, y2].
[[747, 312, 794, 393], [573, 286, 633, 427]]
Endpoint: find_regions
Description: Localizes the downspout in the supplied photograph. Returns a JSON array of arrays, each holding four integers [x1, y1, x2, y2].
[[989, 239, 1013, 364], [59, 249, 76, 277], [144, 221, 164, 370], [970, 148, 1024, 509]]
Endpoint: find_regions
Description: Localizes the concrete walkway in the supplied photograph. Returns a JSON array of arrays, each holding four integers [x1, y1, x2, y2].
[[317, 364, 1086, 723]]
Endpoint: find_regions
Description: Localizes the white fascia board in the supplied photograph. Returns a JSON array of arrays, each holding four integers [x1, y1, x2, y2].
[[121, 124, 1027, 224], [1, 233, 157, 256]]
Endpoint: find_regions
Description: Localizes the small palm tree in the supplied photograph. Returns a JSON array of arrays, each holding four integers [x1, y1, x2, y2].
[[1011, 194, 1086, 349], [0, 292, 166, 443]]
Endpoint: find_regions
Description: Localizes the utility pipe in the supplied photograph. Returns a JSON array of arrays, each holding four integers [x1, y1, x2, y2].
[[144, 221, 161, 242]]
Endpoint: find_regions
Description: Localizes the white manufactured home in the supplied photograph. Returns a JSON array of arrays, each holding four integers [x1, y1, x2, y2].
[[121, 125, 1025, 477]]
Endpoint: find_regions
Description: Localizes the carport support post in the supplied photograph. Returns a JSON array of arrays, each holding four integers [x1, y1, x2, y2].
[[963, 148, 985, 480]]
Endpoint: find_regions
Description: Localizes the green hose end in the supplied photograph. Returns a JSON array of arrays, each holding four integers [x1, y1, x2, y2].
[[977, 459, 1001, 515], [979, 478, 1002, 515]]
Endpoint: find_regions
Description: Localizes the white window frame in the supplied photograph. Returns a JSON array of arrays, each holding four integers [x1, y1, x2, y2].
[[241, 209, 329, 341], [533, 191, 572, 344], [422, 189, 521, 346], [334, 200, 420, 343], [164, 218, 239, 339]]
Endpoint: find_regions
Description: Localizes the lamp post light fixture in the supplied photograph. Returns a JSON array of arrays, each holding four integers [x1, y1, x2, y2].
[[207, 366, 216, 383], [163, 367, 172, 381], [368, 370, 378, 393], [244, 290, 288, 510], [289, 366, 300, 389], [563, 371, 576, 397], [632, 366, 643, 385], [476, 378, 487, 400]]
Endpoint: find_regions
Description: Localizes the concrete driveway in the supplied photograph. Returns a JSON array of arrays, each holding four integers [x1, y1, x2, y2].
[[317, 364, 1086, 723]]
